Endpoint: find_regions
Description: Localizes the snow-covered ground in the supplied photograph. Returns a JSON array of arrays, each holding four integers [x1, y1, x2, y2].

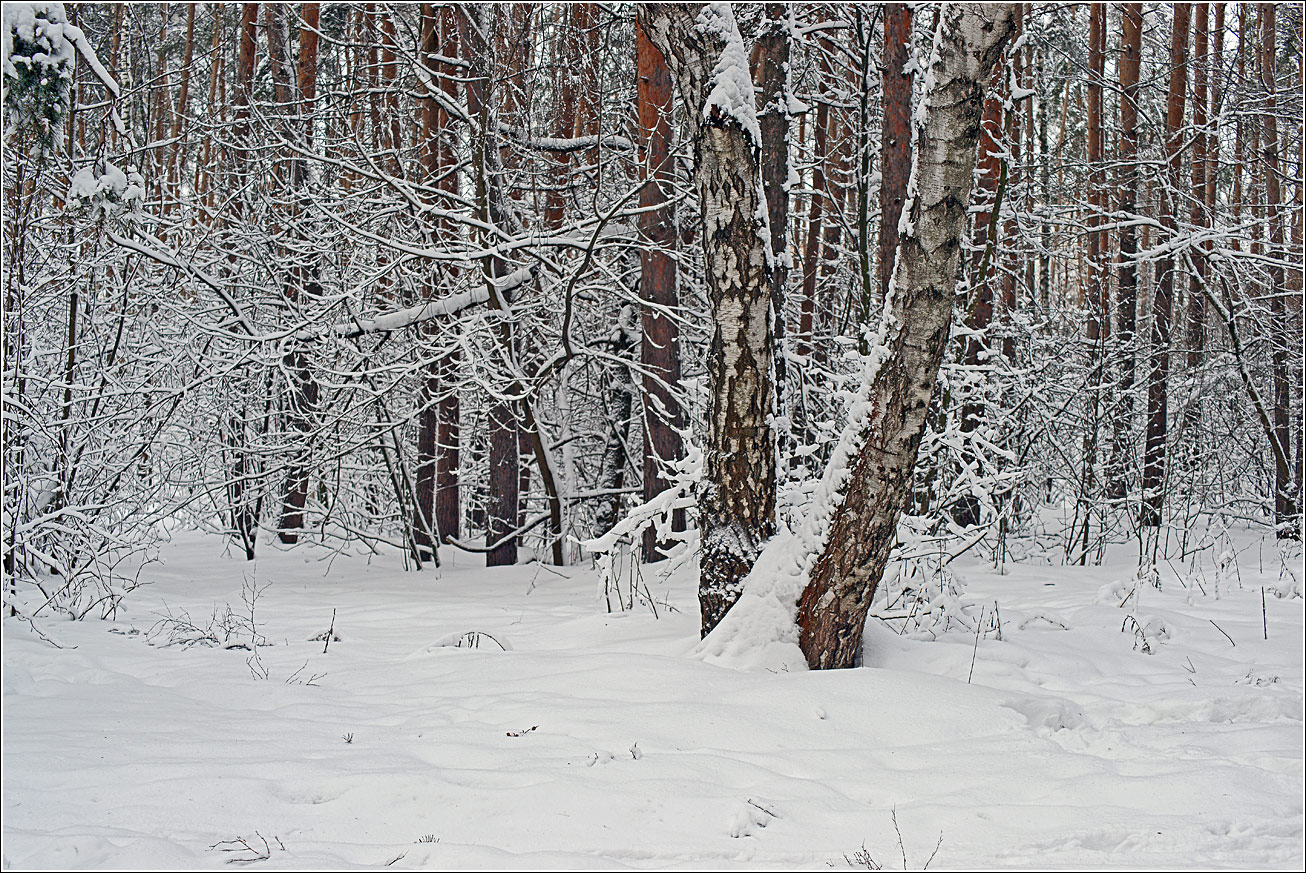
[[3, 531, 1302, 869]]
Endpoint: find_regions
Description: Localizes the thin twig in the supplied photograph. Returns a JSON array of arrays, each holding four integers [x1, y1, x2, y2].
[[1209, 619, 1235, 647], [968, 606, 985, 684], [891, 806, 907, 871]]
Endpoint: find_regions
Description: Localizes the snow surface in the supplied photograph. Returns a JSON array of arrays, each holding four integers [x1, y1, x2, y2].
[[3, 531, 1302, 869]]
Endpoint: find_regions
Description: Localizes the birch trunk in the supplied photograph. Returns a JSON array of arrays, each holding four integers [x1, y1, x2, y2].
[[796, 3, 1017, 670], [640, 4, 777, 636]]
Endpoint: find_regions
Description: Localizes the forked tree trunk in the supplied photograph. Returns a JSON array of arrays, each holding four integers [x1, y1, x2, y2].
[[796, 3, 1016, 670], [640, 4, 777, 636], [635, 17, 686, 560]]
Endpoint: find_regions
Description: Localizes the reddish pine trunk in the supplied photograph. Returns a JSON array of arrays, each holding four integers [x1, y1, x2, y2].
[[880, 5, 912, 305], [1142, 3, 1191, 528], [635, 17, 686, 560], [1108, 2, 1143, 502]]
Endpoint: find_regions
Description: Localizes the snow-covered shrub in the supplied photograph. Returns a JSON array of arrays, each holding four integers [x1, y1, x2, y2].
[[2, 3, 77, 147], [66, 161, 145, 223]]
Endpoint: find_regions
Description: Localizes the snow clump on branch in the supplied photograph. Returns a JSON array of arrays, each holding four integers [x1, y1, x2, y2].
[[67, 162, 145, 223]]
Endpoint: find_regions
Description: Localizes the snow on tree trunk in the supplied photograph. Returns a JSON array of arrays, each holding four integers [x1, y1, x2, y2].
[[795, 3, 1017, 670], [634, 16, 686, 561], [640, 3, 778, 637]]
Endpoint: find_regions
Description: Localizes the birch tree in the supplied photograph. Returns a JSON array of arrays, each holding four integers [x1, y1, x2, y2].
[[640, 3, 778, 636], [795, 3, 1017, 669]]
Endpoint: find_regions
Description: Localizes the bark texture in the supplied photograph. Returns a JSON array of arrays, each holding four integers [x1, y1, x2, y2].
[[635, 17, 686, 560], [640, 4, 777, 636], [796, 3, 1017, 670], [880, 4, 913, 303]]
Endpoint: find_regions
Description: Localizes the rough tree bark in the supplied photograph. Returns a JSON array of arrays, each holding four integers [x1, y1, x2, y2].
[[640, 4, 777, 636], [795, 3, 1017, 670], [635, 16, 686, 560]]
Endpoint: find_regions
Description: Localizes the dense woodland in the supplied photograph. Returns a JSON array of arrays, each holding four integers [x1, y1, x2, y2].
[[3, 3, 1302, 666]]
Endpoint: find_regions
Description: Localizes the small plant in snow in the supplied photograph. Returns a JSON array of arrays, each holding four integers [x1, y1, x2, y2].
[[842, 807, 943, 871], [843, 843, 882, 870], [342, 732, 354, 744], [147, 578, 271, 651], [209, 832, 284, 864]]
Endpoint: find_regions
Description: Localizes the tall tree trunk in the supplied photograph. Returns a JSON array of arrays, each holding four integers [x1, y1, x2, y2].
[[1187, 4, 1210, 375], [640, 4, 778, 636], [753, 4, 792, 472], [461, 7, 521, 567], [796, 4, 1017, 670], [1142, 3, 1191, 528], [635, 16, 686, 560], [1074, 2, 1107, 561], [414, 6, 462, 560], [797, 76, 830, 361], [1108, 2, 1144, 502], [955, 65, 1006, 529], [1259, 3, 1296, 536], [276, 3, 322, 546], [880, 5, 913, 308], [228, 2, 260, 560]]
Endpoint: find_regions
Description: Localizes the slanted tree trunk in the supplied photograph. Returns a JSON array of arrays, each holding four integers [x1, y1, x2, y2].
[[634, 16, 686, 560], [1142, 3, 1191, 528], [1108, 2, 1144, 503], [640, 4, 777, 636], [796, 3, 1017, 670]]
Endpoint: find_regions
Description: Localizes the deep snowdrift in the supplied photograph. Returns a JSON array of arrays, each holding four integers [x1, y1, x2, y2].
[[3, 531, 1302, 869]]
